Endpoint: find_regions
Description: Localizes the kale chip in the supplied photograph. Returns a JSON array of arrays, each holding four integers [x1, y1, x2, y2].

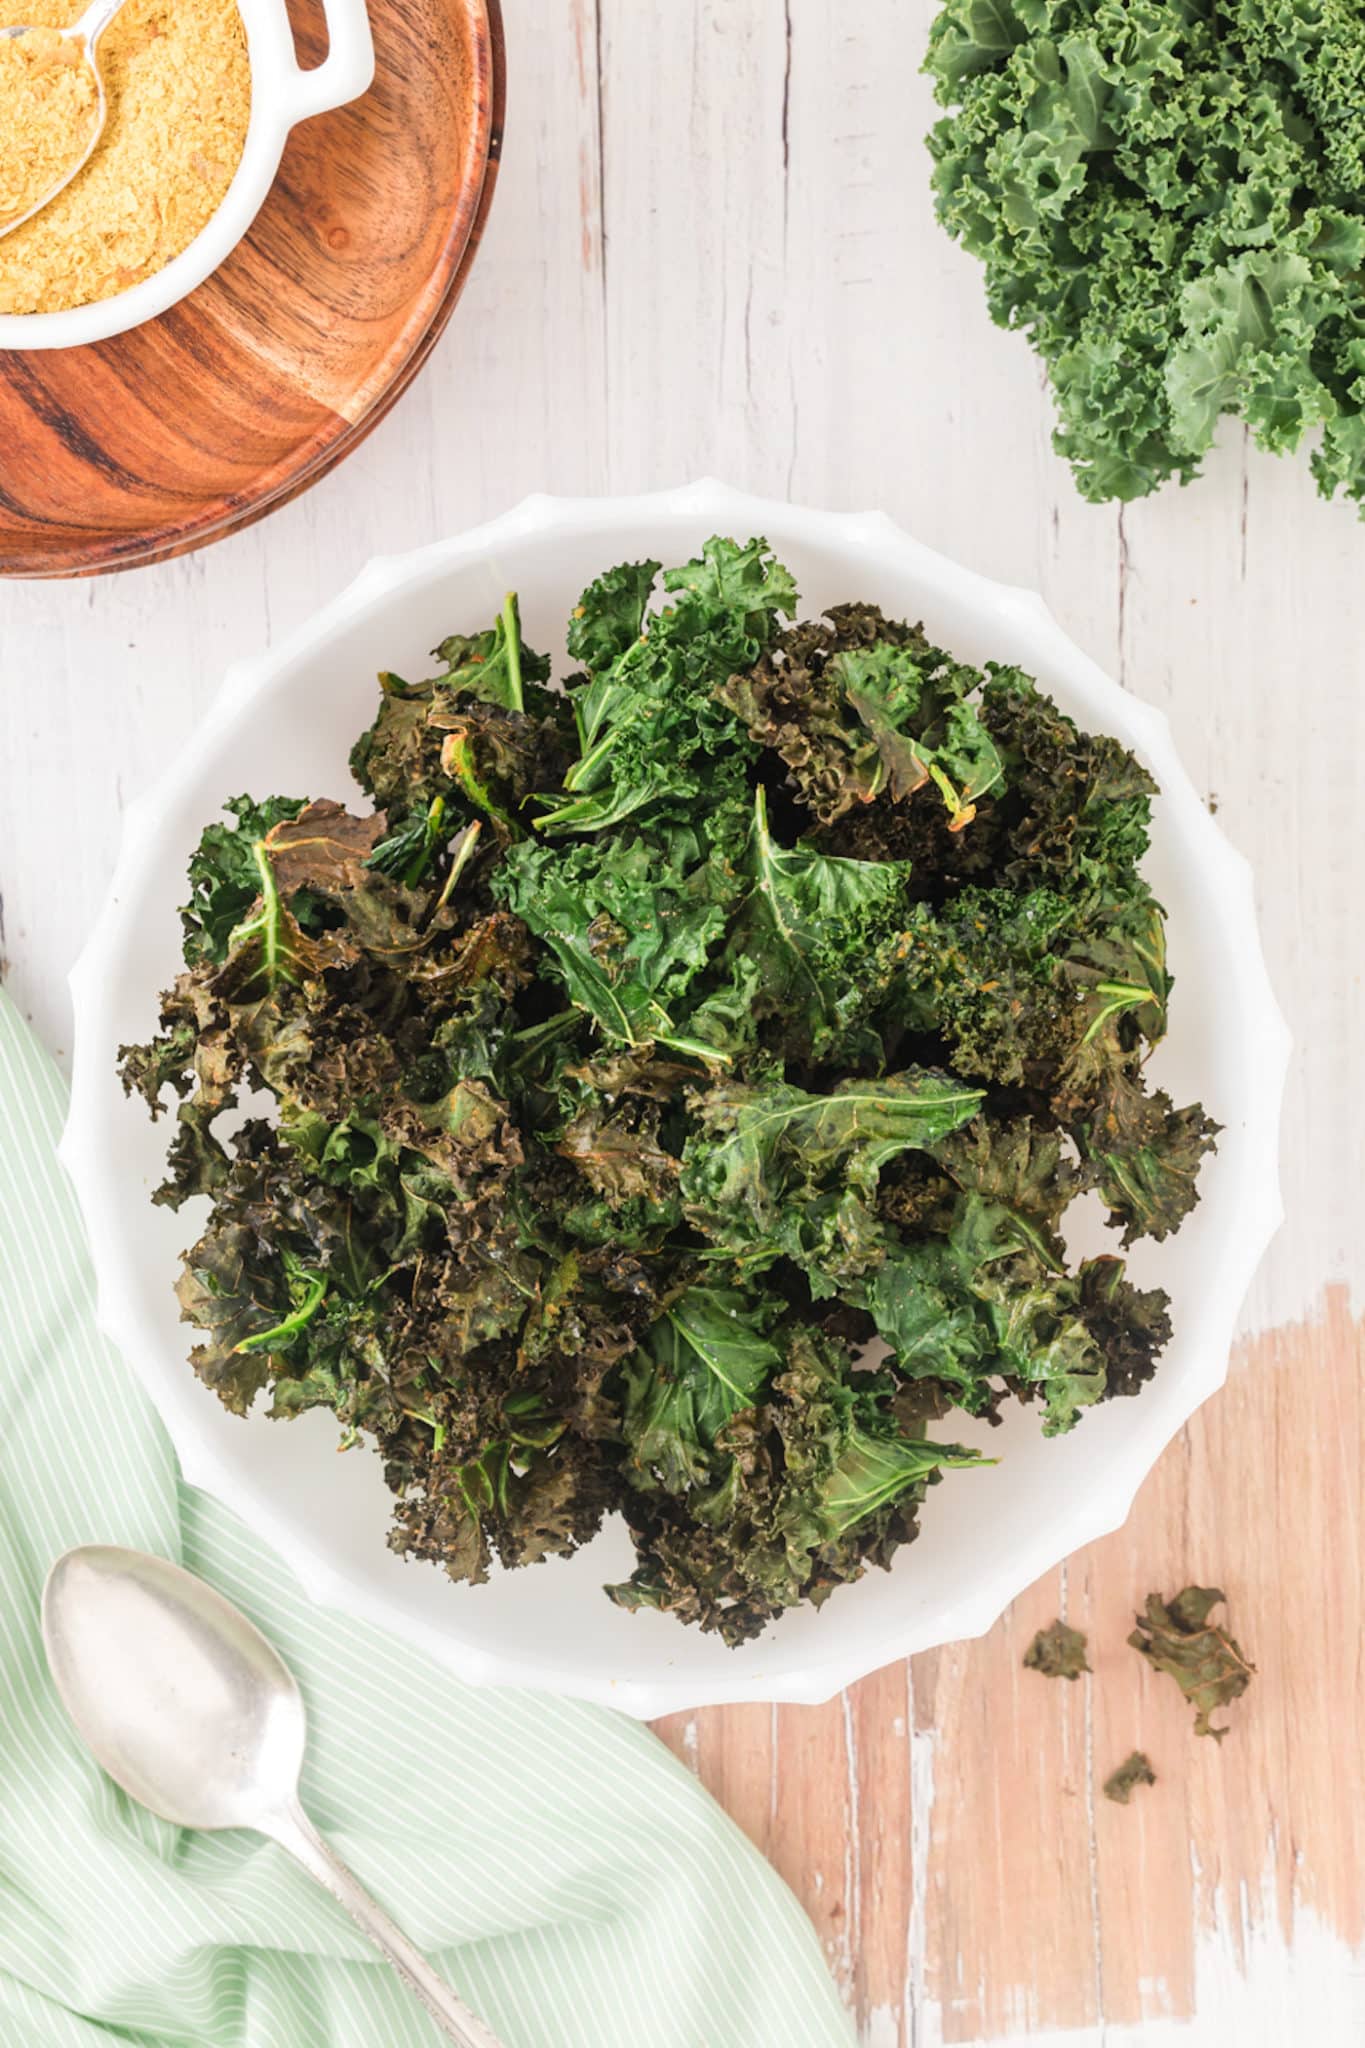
[[1130, 1586, 1255, 1740], [1103, 1751, 1157, 1805], [1023, 1618, 1090, 1681]]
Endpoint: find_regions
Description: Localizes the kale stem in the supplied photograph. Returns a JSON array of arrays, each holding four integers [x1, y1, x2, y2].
[[254, 842, 281, 972], [403, 795, 445, 887], [234, 1271, 327, 1354], [1079, 981, 1155, 1043], [509, 1010, 578, 1045], [502, 591, 524, 714], [503, 1009, 579, 1075], [436, 819, 482, 908], [561, 722, 621, 793], [227, 840, 288, 982]]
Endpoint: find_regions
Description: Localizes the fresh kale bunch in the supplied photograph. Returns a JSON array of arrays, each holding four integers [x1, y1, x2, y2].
[[121, 538, 1215, 1645], [926, 0, 1365, 510]]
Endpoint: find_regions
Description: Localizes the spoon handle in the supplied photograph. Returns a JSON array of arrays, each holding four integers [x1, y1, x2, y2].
[[265, 1802, 506, 2048], [72, 0, 129, 47]]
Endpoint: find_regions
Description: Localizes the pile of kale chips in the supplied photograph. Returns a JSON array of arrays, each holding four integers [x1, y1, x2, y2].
[[122, 539, 1216, 1644]]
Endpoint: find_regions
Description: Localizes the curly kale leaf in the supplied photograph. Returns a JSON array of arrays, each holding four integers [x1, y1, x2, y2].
[[388, 1390, 619, 1587], [685, 1070, 987, 1207], [663, 534, 799, 639], [432, 592, 552, 712], [872, 1122, 1174, 1431], [926, 0, 1365, 514], [1072, 1084, 1221, 1247], [617, 1283, 784, 1494], [566, 558, 662, 672], [978, 670, 1158, 891], [928, 1116, 1085, 1237], [1076, 1255, 1172, 1401], [723, 787, 913, 1063], [554, 1081, 683, 1220], [720, 609, 998, 831], [173, 1124, 394, 1420], [499, 819, 767, 1071], [833, 644, 1003, 829], [868, 1195, 1107, 1436], [888, 869, 1215, 1242], [538, 536, 796, 837], [349, 603, 566, 827], [257, 797, 383, 878], [493, 824, 741, 1061], [365, 795, 465, 889], [1103, 1752, 1157, 1806]]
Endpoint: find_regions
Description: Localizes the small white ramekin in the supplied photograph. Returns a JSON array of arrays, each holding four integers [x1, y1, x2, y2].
[[0, 0, 374, 351]]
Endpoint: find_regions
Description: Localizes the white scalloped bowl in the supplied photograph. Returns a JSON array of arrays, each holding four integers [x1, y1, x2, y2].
[[64, 483, 1289, 1717]]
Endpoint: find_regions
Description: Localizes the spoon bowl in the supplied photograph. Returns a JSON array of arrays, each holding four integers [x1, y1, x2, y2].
[[0, 0, 127, 241], [42, 1544, 306, 1830], [42, 1544, 505, 2047]]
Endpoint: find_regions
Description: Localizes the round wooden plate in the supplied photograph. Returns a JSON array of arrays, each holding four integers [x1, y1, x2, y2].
[[0, 0, 504, 577]]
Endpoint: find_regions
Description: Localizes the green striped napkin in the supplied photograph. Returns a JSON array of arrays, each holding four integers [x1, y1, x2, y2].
[[0, 991, 854, 2048]]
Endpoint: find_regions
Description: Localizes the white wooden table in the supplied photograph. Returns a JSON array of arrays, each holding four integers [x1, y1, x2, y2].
[[3, 6, 1362, 2043]]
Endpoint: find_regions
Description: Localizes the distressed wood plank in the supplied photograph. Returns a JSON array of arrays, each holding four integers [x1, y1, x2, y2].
[[844, 1664, 914, 2042], [912, 1576, 1101, 2044], [654, 1703, 776, 1863]]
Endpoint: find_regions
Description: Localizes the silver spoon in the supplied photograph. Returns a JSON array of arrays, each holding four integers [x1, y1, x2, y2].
[[0, 0, 130, 239], [42, 1545, 505, 2048]]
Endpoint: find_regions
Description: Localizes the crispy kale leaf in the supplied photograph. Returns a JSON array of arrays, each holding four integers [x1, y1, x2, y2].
[[538, 536, 796, 838], [120, 542, 1213, 1642], [349, 600, 569, 835], [720, 606, 994, 832], [1130, 1586, 1256, 1740], [681, 1068, 985, 1292], [1103, 1752, 1157, 1805], [723, 786, 913, 1064], [492, 820, 741, 1061], [610, 1321, 989, 1645], [180, 795, 312, 966], [925, 0, 1365, 514], [617, 1282, 785, 1494], [1023, 1618, 1090, 1680]]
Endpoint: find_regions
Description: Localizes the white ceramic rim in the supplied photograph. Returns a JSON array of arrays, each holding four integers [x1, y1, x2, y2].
[[0, 0, 374, 351], [62, 482, 1292, 1716]]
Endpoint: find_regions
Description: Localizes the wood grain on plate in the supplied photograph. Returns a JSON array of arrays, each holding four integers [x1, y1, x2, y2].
[[0, 0, 504, 578]]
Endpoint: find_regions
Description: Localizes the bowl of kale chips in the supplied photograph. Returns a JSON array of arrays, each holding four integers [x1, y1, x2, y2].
[[67, 484, 1288, 1714]]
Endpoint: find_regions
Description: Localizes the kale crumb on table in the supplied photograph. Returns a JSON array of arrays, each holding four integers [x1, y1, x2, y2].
[[120, 537, 1217, 1645], [1023, 1619, 1090, 1680]]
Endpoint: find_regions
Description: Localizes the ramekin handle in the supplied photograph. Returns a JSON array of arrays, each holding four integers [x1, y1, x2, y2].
[[285, 0, 374, 122]]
